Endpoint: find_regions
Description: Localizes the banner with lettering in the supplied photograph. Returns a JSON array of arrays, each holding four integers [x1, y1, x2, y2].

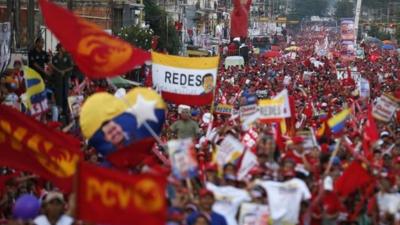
[[258, 89, 291, 122], [372, 94, 399, 122], [240, 103, 258, 122], [167, 138, 198, 180], [76, 162, 166, 225], [215, 104, 234, 115], [151, 51, 219, 106]]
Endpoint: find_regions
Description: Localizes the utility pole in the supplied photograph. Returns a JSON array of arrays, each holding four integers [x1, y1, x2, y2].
[[387, 0, 391, 26], [354, 0, 362, 42], [15, 0, 20, 49], [67, 0, 74, 10], [27, 0, 35, 47], [6, 0, 14, 51], [6, 0, 12, 20]]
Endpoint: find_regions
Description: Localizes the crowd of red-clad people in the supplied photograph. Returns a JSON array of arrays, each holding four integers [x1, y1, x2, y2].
[[1, 26, 400, 225]]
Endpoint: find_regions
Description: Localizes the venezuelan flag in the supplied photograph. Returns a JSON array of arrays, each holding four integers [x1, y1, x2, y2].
[[80, 88, 166, 156], [24, 66, 46, 109], [327, 108, 351, 133]]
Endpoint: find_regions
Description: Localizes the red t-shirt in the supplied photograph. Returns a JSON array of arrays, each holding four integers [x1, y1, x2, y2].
[[283, 150, 309, 165], [322, 191, 342, 215]]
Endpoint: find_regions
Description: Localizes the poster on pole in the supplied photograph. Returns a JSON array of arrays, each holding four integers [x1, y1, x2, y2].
[[340, 19, 355, 41], [340, 41, 355, 63], [167, 138, 198, 179]]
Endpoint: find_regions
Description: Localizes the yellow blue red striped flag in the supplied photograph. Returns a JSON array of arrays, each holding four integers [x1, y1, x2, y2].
[[327, 108, 351, 133]]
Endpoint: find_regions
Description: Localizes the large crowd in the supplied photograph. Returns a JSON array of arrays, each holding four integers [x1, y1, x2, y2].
[[1, 26, 400, 225]]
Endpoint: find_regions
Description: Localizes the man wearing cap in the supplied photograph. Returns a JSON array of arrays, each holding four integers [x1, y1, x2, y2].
[[186, 189, 227, 225], [33, 192, 73, 225], [170, 106, 200, 139]]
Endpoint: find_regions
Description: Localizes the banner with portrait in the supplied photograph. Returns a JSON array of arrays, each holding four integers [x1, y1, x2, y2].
[[340, 41, 356, 63], [151, 51, 219, 106], [340, 19, 355, 41]]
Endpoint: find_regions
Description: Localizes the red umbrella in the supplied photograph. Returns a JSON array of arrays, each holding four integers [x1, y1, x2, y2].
[[263, 50, 281, 58]]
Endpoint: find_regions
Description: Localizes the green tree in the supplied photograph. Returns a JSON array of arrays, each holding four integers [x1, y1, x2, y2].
[[362, 0, 389, 9], [143, 0, 181, 55], [368, 24, 391, 40], [335, 0, 354, 19], [116, 25, 153, 50], [290, 0, 329, 20]]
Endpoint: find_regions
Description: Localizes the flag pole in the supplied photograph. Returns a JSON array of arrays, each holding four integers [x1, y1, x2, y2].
[[323, 138, 341, 176], [142, 121, 170, 166]]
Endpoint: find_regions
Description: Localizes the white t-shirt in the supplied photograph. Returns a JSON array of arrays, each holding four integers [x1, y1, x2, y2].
[[377, 192, 400, 216], [34, 214, 73, 225], [206, 182, 251, 225], [256, 178, 311, 224]]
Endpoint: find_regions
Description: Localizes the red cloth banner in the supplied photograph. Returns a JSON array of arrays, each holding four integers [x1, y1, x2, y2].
[[335, 161, 374, 197], [0, 105, 82, 192], [39, 0, 150, 79], [76, 162, 166, 225]]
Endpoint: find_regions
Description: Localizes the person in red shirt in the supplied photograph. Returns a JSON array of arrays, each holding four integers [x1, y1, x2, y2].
[[282, 137, 312, 176]]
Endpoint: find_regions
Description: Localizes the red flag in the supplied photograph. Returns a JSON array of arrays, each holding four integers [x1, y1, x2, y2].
[[76, 162, 166, 225], [39, 0, 150, 79], [334, 161, 374, 197], [106, 138, 156, 168], [363, 105, 379, 160], [0, 105, 83, 192]]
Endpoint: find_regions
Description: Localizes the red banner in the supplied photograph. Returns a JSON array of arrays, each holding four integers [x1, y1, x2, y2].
[[107, 138, 155, 168], [0, 105, 83, 192], [76, 162, 166, 225], [39, 0, 150, 79]]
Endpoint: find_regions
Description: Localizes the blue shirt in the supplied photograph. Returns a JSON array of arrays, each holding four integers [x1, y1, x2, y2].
[[187, 211, 228, 225]]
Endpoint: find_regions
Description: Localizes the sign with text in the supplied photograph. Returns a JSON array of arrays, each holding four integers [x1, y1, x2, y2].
[[258, 89, 291, 122], [240, 104, 258, 122], [76, 162, 166, 225], [372, 95, 399, 122], [152, 51, 219, 106], [216, 104, 234, 115]]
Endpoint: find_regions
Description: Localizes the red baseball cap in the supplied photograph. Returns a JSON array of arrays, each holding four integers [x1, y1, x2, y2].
[[198, 188, 214, 198]]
